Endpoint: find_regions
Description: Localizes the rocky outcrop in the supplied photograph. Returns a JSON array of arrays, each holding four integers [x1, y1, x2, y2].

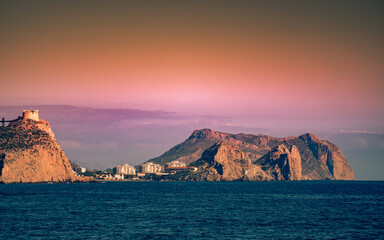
[[0, 118, 91, 183], [256, 145, 302, 180], [183, 142, 270, 181], [149, 129, 354, 180], [296, 133, 354, 180]]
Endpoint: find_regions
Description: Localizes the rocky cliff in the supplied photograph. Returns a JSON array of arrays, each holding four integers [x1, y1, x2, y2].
[[0, 118, 90, 183], [150, 129, 354, 180], [184, 142, 270, 181], [256, 145, 302, 180]]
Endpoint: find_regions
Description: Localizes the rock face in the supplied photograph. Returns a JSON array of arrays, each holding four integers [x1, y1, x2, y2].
[[256, 145, 302, 180], [149, 129, 354, 180], [0, 118, 89, 183], [297, 133, 354, 180], [185, 142, 270, 181]]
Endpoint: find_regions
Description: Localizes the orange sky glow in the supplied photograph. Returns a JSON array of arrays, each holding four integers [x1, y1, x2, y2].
[[1, 0, 384, 178], [0, 0, 383, 125]]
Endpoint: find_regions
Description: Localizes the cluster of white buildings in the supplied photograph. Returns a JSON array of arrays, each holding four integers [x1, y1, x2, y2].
[[138, 162, 163, 174], [101, 160, 193, 180], [114, 164, 136, 175], [112, 163, 137, 180]]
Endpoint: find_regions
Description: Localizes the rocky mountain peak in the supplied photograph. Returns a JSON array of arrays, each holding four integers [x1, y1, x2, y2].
[[299, 133, 320, 143], [189, 128, 218, 139]]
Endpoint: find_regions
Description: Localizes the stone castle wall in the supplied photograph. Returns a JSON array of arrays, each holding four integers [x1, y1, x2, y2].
[[22, 110, 39, 121]]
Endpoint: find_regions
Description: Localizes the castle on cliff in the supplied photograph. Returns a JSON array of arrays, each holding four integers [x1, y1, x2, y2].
[[2, 110, 40, 127], [22, 110, 39, 121]]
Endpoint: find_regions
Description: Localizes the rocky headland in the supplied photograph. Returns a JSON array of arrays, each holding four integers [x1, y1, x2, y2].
[[149, 129, 354, 181], [0, 113, 92, 183]]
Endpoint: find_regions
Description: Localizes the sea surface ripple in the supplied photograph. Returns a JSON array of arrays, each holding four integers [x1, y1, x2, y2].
[[0, 181, 383, 239]]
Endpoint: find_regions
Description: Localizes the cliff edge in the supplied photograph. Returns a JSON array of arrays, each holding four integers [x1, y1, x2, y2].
[[0, 117, 91, 183]]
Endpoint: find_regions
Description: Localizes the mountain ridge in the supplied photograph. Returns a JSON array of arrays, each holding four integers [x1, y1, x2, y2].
[[148, 128, 354, 180]]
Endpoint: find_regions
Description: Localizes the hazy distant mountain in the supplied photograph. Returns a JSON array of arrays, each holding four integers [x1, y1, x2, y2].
[[148, 129, 354, 180]]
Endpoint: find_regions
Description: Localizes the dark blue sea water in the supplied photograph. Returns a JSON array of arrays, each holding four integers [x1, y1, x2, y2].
[[0, 181, 383, 239]]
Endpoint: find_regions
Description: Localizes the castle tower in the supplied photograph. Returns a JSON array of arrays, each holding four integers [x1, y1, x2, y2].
[[22, 110, 39, 121]]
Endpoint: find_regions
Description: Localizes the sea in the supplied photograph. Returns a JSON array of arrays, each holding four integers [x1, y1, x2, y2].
[[0, 181, 383, 240]]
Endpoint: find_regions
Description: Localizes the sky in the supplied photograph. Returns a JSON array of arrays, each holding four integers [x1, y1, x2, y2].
[[0, 1, 383, 179]]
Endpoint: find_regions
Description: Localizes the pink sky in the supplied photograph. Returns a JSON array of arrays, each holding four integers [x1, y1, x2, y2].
[[1, 1, 383, 179], [0, 1, 383, 134]]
